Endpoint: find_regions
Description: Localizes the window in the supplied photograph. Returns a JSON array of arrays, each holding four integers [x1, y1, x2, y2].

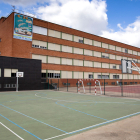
[[48, 43, 60, 51], [112, 82, 115, 85], [48, 73, 60, 78], [94, 51, 101, 57], [48, 29, 61, 38], [84, 38, 92, 45], [0, 84, 1, 88], [102, 55, 109, 59], [119, 65, 122, 69], [125, 49, 128, 53], [0, 69, 1, 77], [84, 49, 92, 56], [0, 38, 1, 42], [62, 33, 72, 41], [124, 82, 127, 85], [11, 84, 16, 88], [62, 58, 72, 65], [102, 75, 109, 79], [11, 69, 18, 77], [42, 73, 46, 78], [113, 66, 116, 69], [32, 40, 47, 50], [89, 74, 93, 79], [113, 75, 119, 79], [79, 39, 83, 43], [62, 45, 72, 53], [94, 41, 101, 47], [33, 25, 47, 36], [4, 69, 11, 77], [32, 54, 47, 63], [74, 48, 83, 55], [4, 84, 10, 88], [98, 75, 102, 79]]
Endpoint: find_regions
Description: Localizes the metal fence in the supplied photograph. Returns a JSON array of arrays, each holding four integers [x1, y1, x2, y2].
[[43, 79, 140, 98]]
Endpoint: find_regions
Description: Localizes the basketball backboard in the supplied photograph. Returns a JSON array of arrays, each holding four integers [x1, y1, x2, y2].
[[16, 72, 24, 77], [121, 59, 132, 74]]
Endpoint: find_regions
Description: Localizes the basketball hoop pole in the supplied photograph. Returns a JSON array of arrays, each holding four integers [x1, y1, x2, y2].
[[16, 75, 18, 92]]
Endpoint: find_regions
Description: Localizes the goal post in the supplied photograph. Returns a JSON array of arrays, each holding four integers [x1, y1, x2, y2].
[[78, 79, 102, 95]]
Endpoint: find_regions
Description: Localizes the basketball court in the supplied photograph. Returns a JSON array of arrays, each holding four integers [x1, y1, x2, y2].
[[1, 90, 140, 140]]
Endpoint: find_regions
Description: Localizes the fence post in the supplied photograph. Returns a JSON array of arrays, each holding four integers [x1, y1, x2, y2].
[[104, 79, 105, 95], [51, 79, 52, 90], [121, 79, 123, 96], [89, 79, 91, 93], [77, 79, 78, 93], [48, 79, 49, 89], [58, 79, 59, 91], [67, 79, 68, 92]]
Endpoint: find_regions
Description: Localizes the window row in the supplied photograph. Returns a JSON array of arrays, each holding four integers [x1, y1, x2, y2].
[[41, 70, 139, 79], [32, 25, 140, 56], [32, 54, 122, 69], [32, 41, 140, 62]]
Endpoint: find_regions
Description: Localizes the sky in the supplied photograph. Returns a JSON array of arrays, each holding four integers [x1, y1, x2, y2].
[[0, 0, 140, 48]]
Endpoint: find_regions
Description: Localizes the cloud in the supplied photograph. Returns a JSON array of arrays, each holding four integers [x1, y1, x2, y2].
[[0, 0, 48, 6], [0, 10, 1, 14], [101, 17, 140, 47], [36, 0, 108, 35]]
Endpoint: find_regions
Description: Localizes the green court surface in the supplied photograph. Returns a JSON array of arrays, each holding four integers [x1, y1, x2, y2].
[[0, 90, 140, 140]]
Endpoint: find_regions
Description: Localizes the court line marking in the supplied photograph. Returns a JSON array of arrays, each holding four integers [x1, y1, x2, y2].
[[0, 114, 42, 140], [35, 93, 138, 104], [0, 122, 24, 140], [45, 111, 140, 140], [45, 90, 140, 101], [55, 101, 108, 121], [0, 104, 68, 134]]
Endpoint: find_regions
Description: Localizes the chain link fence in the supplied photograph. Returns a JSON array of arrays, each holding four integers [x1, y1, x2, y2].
[[43, 79, 140, 98]]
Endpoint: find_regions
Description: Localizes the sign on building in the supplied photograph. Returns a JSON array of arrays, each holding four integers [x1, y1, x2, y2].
[[13, 13, 33, 41]]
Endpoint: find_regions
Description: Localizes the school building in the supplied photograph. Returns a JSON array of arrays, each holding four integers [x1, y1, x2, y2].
[[0, 12, 140, 85]]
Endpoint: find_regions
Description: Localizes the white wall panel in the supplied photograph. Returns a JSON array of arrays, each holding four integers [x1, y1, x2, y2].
[[48, 56, 54, 63], [48, 29, 61, 38], [133, 51, 137, 55], [67, 71, 72, 78], [55, 57, 60, 64], [42, 70, 46, 73], [116, 55, 122, 60], [94, 51, 101, 57], [84, 72, 89, 79], [109, 45, 115, 50], [32, 54, 40, 59], [84, 38, 92, 45], [102, 43, 108, 49], [32, 40, 40, 45], [116, 46, 121, 52], [40, 55, 46, 63], [102, 63, 109, 68], [33, 25, 47, 35], [74, 72, 79, 79], [110, 54, 115, 59], [62, 33, 72, 41], [94, 62, 101, 68], [94, 41, 101, 47], [74, 36, 83, 42], [84, 49, 92, 56], [128, 49, 132, 54], [79, 72, 83, 79], [4, 69, 11, 77], [74, 48, 83, 55]]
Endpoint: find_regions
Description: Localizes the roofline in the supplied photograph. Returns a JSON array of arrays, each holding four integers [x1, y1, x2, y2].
[[3, 12, 140, 50]]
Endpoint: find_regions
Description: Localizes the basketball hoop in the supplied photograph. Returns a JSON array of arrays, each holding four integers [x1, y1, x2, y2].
[[16, 72, 24, 92]]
